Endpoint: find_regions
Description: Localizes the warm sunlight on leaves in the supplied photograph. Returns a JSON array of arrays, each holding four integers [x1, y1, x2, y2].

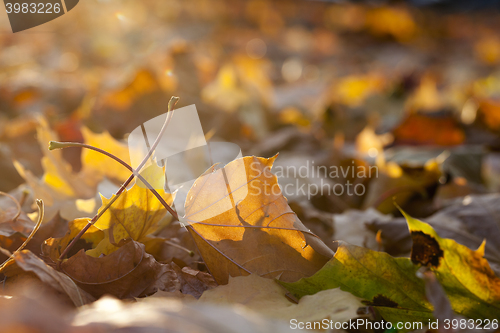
[[185, 156, 333, 284]]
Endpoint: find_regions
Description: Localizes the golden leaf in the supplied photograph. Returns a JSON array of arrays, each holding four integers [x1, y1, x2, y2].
[[87, 183, 174, 257], [184, 155, 333, 284]]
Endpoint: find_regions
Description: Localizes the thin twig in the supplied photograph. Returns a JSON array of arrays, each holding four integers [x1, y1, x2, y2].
[[49, 142, 178, 220], [51, 143, 198, 258]]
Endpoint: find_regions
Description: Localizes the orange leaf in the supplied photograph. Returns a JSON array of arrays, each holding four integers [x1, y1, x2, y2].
[[184, 155, 333, 284]]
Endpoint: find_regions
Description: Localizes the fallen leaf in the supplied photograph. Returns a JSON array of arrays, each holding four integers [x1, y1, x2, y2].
[[42, 217, 104, 263], [421, 269, 484, 332], [279, 241, 433, 324], [87, 182, 174, 257], [0, 250, 94, 306], [362, 155, 441, 214], [0, 293, 76, 333], [184, 155, 334, 284], [13, 117, 98, 222], [404, 75, 443, 111], [288, 201, 335, 252], [199, 274, 361, 326], [404, 210, 500, 320], [80, 126, 136, 185], [283, 211, 500, 324], [428, 194, 500, 273], [370, 194, 500, 274], [202, 56, 272, 113], [333, 208, 391, 250], [61, 240, 179, 299], [171, 262, 217, 299], [0, 193, 34, 261]]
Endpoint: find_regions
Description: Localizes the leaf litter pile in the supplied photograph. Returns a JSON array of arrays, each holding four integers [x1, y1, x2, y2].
[[1, 1, 500, 332]]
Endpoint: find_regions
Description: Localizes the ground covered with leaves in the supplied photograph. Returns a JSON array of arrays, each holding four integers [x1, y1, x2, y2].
[[1, 0, 500, 332]]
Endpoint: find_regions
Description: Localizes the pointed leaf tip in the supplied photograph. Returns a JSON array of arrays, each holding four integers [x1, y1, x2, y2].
[[477, 239, 486, 256]]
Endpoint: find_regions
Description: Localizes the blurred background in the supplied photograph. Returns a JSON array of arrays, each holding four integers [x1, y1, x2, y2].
[[1, 0, 500, 219]]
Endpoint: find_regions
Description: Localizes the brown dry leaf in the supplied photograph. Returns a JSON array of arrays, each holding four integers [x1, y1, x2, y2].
[[184, 155, 333, 285], [0, 296, 71, 333], [0, 250, 94, 306], [199, 274, 360, 327], [0, 193, 34, 261], [61, 240, 179, 299], [171, 262, 217, 299], [24, 213, 70, 260], [0, 293, 77, 333], [333, 208, 391, 250], [0, 192, 22, 225]]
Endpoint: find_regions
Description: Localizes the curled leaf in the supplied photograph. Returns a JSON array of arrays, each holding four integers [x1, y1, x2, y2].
[[61, 240, 179, 299], [0, 250, 94, 306]]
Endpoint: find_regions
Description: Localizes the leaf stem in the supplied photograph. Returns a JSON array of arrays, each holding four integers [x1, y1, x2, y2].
[[49, 141, 178, 219], [57, 97, 179, 263]]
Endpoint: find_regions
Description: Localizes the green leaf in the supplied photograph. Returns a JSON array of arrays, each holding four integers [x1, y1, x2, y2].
[[280, 210, 500, 325], [403, 210, 500, 320], [279, 241, 434, 324]]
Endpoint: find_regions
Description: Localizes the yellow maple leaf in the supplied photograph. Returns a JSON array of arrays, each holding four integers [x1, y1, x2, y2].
[[87, 183, 174, 257]]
